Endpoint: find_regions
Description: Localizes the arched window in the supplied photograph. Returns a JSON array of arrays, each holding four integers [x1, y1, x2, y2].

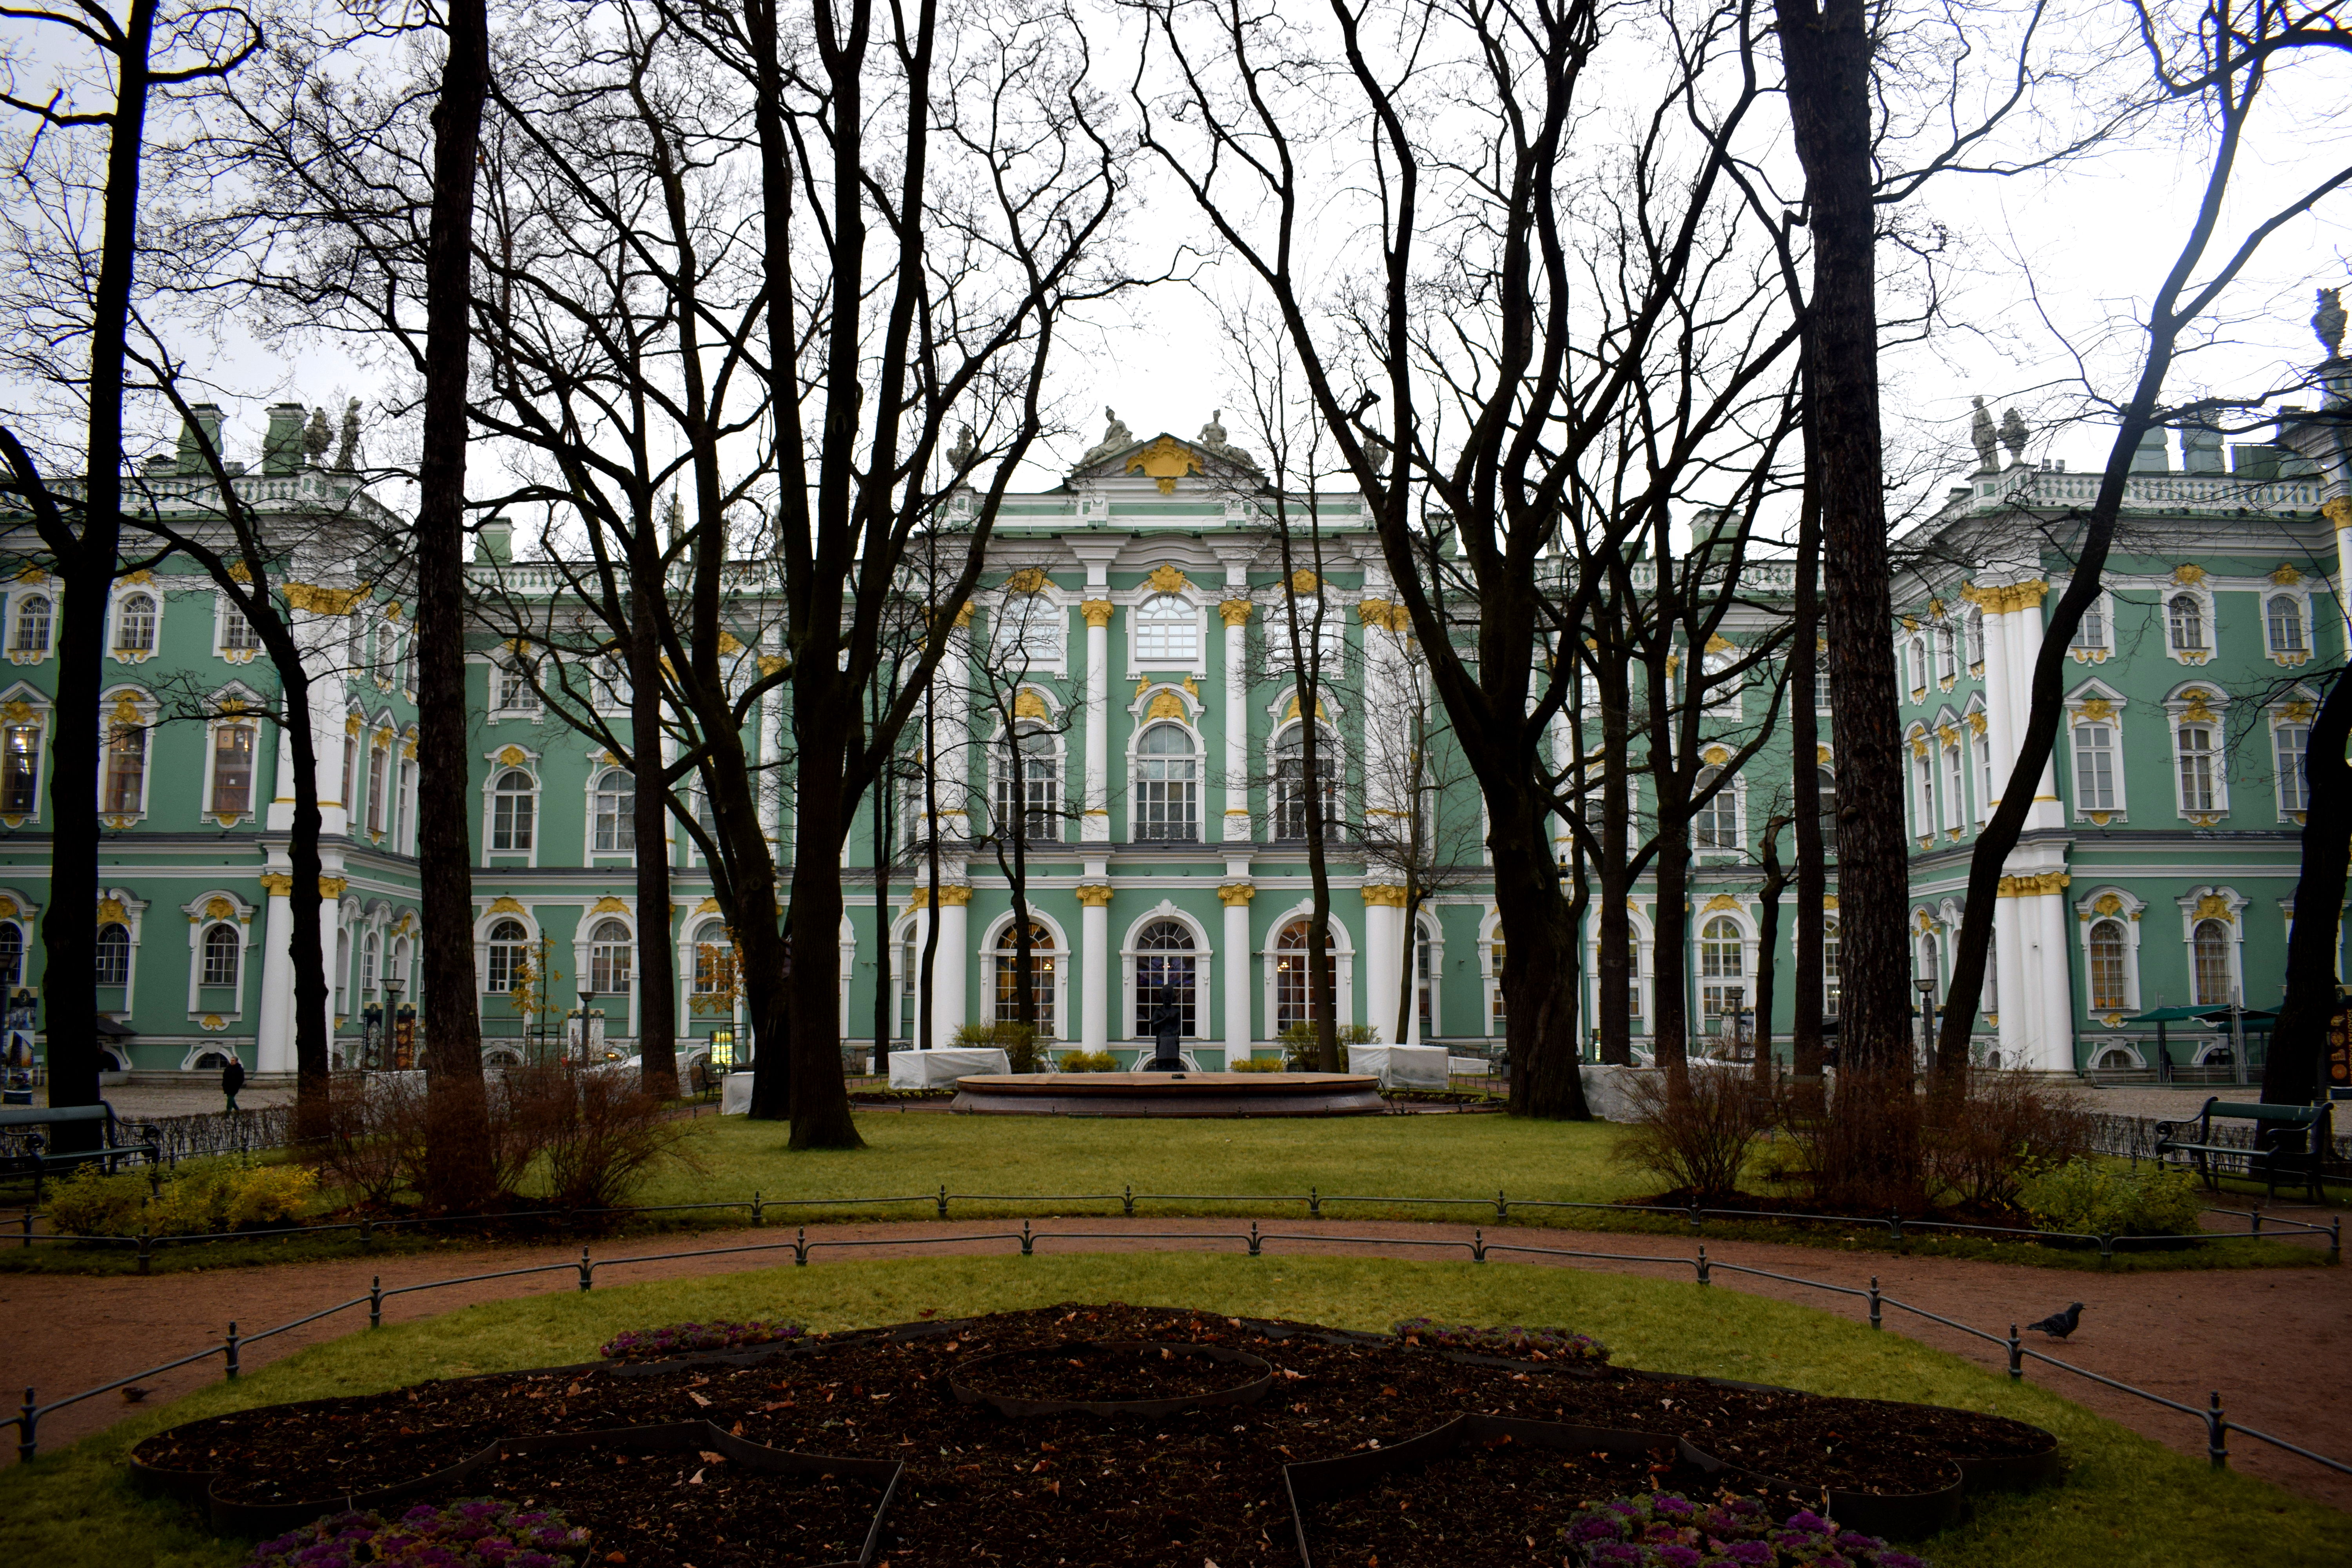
[[1915, 931, 1940, 991], [1815, 766, 1838, 849], [995, 922, 1057, 1034], [2267, 595, 2305, 655], [994, 727, 1059, 842], [1693, 766, 1737, 851], [2088, 920, 2127, 1011], [898, 927, 918, 1039], [1133, 723, 1198, 842], [199, 923, 240, 989], [588, 917, 632, 995], [491, 769, 536, 852], [1135, 594, 1198, 662], [1906, 637, 1927, 691], [113, 593, 156, 652], [1973, 726, 1994, 819], [592, 768, 635, 853], [1414, 922, 1436, 1039], [0, 922, 21, 987], [2167, 594, 2205, 653], [1132, 919, 1194, 1038], [1962, 607, 1984, 666], [1911, 746, 1935, 834], [366, 739, 389, 835], [992, 595, 1060, 663], [1274, 918, 1331, 1034], [1625, 935, 1642, 1020], [334, 926, 351, 1012], [1699, 916, 1743, 1023], [2192, 918, 2233, 1006], [95, 922, 130, 987], [691, 922, 737, 1001], [485, 918, 528, 994], [1487, 933, 1507, 1032], [1935, 627, 1956, 684], [1822, 920, 1841, 1018], [360, 930, 379, 998], [1273, 725, 1339, 841], [102, 720, 146, 814], [13, 594, 49, 654]]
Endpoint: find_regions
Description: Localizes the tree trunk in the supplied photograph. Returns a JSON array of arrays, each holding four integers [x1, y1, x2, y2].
[[280, 676, 331, 1135], [1490, 789, 1592, 1118], [1775, 0, 1910, 1077], [1789, 458, 1826, 1082], [1563, 840, 1591, 1065], [415, 0, 494, 1209], [2265, 664, 2352, 1104], [1647, 640, 1691, 1078], [918, 691, 942, 1054], [873, 769, 893, 1070], [1594, 644, 1633, 1066], [627, 564, 676, 1100], [1753, 816, 1789, 1083]]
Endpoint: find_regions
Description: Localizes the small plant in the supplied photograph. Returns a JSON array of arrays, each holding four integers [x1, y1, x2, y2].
[[2020, 1156, 2203, 1236], [1922, 1074, 2091, 1212], [1053, 1049, 1119, 1072], [1278, 1021, 1377, 1069], [249, 1500, 589, 1568], [954, 1020, 1042, 1073], [600, 1319, 807, 1359], [1563, 1492, 1929, 1567], [1615, 1067, 1772, 1204], [1391, 1319, 1610, 1364], [48, 1161, 316, 1238], [1230, 1055, 1287, 1073]]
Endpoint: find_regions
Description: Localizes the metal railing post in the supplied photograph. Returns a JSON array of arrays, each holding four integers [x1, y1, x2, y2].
[[1122, 1184, 1136, 1218], [793, 1226, 808, 1267], [1020, 1220, 1033, 1257], [1687, 1201, 1702, 1232], [936, 1185, 949, 1219], [1888, 1212, 1906, 1253], [17, 1388, 35, 1465], [1695, 1245, 1710, 1287], [1494, 1189, 1508, 1220], [2098, 1232, 2115, 1266], [369, 1276, 383, 1328], [2250, 1208, 2263, 1238], [1308, 1186, 1321, 1219], [1868, 1277, 1881, 1331], [137, 1229, 151, 1277], [224, 1322, 240, 1381], [576, 1249, 592, 1292], [18, 1207, 29, 1248], [1247, 1221, 1262, 1258], [2007, 1325, 2022, 1382], [2207, 1391, 2229, 1470], [2331, 1217, 2341, 1265], [751, 1190, 764, 1227]]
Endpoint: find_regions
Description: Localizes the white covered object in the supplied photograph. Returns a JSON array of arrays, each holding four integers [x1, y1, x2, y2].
[[719, 1072, 754, 1115], [1347, 1044, 1449, 1088], [887, 1047, 1011, 1088], [1448, 1056, 1491, 1078]]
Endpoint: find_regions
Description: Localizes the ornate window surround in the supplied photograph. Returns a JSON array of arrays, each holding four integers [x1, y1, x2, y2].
[[2064, 682, 2128, 825], [2163, 683, 2230, 825], [2176, 884, 2247, 1009], [480, 745, 544, 867]]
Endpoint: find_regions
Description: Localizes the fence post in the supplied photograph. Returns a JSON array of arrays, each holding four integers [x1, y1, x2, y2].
[[936, 1185, 949, 1220], [1888, 1212, 1906, 1254], [2250, 1208, 2263, 1238], [1471, 1228, 1486, 1263], [224, 1322, 240, 1381], [1695, 1245, 1710, 1287], [369, 1276, 383, 1328], [17, 1387, 34, 1465], [2207, 1391, 2229, 1470], [360, 1215, 374, 1245], [1123, 1184, 1135, 1218], [18, 1207, 28, 1248], [1686, 1201, 1702, 1232], [2330, 1217, 2341, 1265], [1308, 1186, 1321, 1219], [2098, 1232, 2115, 1266], [577, 1248, 593, 1292], [137, 1229, 151, 1277], [1247, 1221, 1262, 1258], [1867, 1277, 1881, 1331], [2006, 1325, 2022, 1382], [1020, 1220, 1033, 1258], [1494, 1188, 1508, 1220], [793, 1226, 808, 1267], [751, 1191, 764, 1227]]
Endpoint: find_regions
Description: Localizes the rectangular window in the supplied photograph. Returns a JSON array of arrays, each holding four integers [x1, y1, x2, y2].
[[2073, 722, 2116, 812], [2, 722, 39, 813], [1975, 730, 1993, 819], [221, 607, 260, 652], [211, 724, 255, 817], [340, 735, 357, 811], [2071, 602, 2105, 650], [397, 759, 417, 852], [1912, 752, 1935, 834], [2177, 724, 2219, 813], [1942, 745, 1964, 831], [103, 724, 145, 815], [2276, 722, 2310, 813], [366, 743, 388, 834]]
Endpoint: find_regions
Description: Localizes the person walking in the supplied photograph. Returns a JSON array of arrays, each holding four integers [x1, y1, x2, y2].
[[221, 1054, 246, 1113]]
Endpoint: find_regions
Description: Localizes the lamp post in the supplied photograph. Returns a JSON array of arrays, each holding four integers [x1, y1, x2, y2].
[[360, 1002, 384, 1072], [1915, 976, 1938, 1073]]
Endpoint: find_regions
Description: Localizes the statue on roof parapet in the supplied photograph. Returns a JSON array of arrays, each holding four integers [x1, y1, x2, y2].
[[1969, 396, 1997, 471], [1998, 407, 2029, 465], [1078, 406, 1132, 467], [2314, 286, 2345, 359]]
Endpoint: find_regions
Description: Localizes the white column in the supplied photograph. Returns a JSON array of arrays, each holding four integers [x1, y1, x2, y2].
[[2033, 889, 2073, 1072], [1222, 888, 1253, 1056], [1222, 596, 1250, 842], [1362, 894, 1402, 1044], [1079, 880, 1110, 1049], [1082, 598, 1111, 842], [1993, 896, 2028, 1070], [254, 875, 296, 1074], [758, 660, 784, 851], [931, 889, 968, 1048]]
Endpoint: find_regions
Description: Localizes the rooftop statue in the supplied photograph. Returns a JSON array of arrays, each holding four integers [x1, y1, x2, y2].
[[947, 423, 975, 471], [2315, 286, 2346, 359], [1999, 407, 2030, 465], [333, 399, 361, 473], [1969, 396, 1997, 471], [1078, 407, 1132, 467], [1196, 408, 1256, 469]]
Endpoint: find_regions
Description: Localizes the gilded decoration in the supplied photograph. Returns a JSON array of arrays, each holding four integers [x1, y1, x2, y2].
[[1289, 569, 1319, 594], [1966, 711, 1988, 735], [118, 570, 154, 586], [1218, 883, 1256, 906], [2179, 689, 2219, 723], [1936, 724, 1958, 747], [1360, 884, 1408, 907], [1901, 616, 1918, 633], [1281, 695, 1330, 722], [1220, 599, 1255, 626], [2077, 697, 2115, 723], [258, 873, 293, 897], [202, 1014, 225, 1031], [1355, 599, 1409, 633], [1183, 675, 1200, 697], [936, 886, 973, 906], [1145, 690, 1188, 723], [15, 566, 43, 583], [1074, 884, 1115, 907], [487, 895, 528, 916], [1996, 871, 2071, 898], [1927, 598, 1946, 619], [497, 744, 528, 767], [1, 701, 31, 723], [0, 897, 15, 918], [2086, 811, 2113, 827], [1004, 566, 1052, 594], [2172, 563, 2207, 586], [1821, 895, 1839, 911], [1701, 744, 1731, 766], [1125, 437, 1204, 494], [1816, 744, 1833, 763], [1700, 893, 1744, 913], [2283, 699, 2317, 722], [109, 692, 143, 724], [952, 603, 974, 629], [694, 897, 722, 915], [2094, 893, 2123, 916], [96, 897, 127, 923], [757, 654, 787, 677], [318, 877, 348, 899], [2272, 563, 2304, 585], [1909, 735, 1929, 757], [1704, 633, 1735, 654], [225, 560, 252, 583], [590, 895, 630, 914], [204, 897, 234, 921], [1960, 579, 2049, 615], [2194, 893, 2235, 921], [1145, 563, 1191, 594], [344, 714, 364, 736], [715, 629, 745, 654], [2325, 495, 2352, 530], [1013, 688, 1050, 720], [1081, 599, 1114, 628], [283, 581, 368, 615]]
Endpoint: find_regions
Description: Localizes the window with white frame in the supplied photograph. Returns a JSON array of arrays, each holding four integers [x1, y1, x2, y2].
[[1969, 725, 1991, 822], [991, 596, 1061, 664], [1906, 636, 1927, 693], [1823, 920, 1841, 1018], [1486, 931, 1507, 1033], [2192, 918, 2233, 1006], [1942, 741, 1964, 831], [1274, 918, 1330, 1034], [592, 768, 635, 853], [490, 657, 541, 713], [1910, 745, 1935, 834], [1272, 596, 1344, 671], [1415, 921, 1437, 1038], [1133, 723, 1198, 842], [201, 923, 240, 988], [2267, 595, 2306, 657], [490, 769, 537, 853], [2167, 593, 2207, 655], [334, 927, 351, 1012], [1963, 607, 1984, 667], [1700, 648, 1741, 717], [2088, 920, 2129, 1011], [95, 922, 131, 987], [1134, 595, 1198, 663], [218, 599, 260, 654], [1935, 627, 1956, 684], [1133, 919, 1194, 1038], [13, 593, 49, 655], [0, 921, 22, 987], [1625, 935, 1642, 1019], [397, 755, 417, 852], [113, 593, 156, 653], [1698, 916, 1743, 1023], [691, 922, 736, 999], [2275, 717, 2310, 815], [485, 918, 528, 993], [1814, 645, 1831, 715], [2, 716, 40, 814], [994, 922, 1058, 1035], [361, 930, 379, 1001], [211, 722, 256, 817], [340, 732, 357, 811], [1693, 765, 1738, 851], [2174, 714, 2222, 814], [1273, 724, 1341, 841], [993, 726, 1060, 842], [2072, 596, 2107, 652], [2073, 720, 2118, 813], [1815, 765, 1837, 849], [366, 739, 389, 835], [588, 917, 632, 995], [102, 718, 146, 815]]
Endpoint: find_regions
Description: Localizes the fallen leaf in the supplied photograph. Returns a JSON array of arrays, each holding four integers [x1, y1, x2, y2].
[[688, 1392, 712, 1407], [687, 1468, 705, 1485], [699, 1450, 725, 1464], [567, 1382, 583, 1396], [944, 1341, 960, 1352], [605, 1555, 626, 1564], [730, 1421, 744, 1437]]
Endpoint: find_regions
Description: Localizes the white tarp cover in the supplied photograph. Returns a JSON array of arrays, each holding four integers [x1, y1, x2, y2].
[[1448, 1056, 1490, 1077], [719, 1072, 754, 1116], [887, 1047, 1012, 1089], [1346, 1044, 1449, 1088]]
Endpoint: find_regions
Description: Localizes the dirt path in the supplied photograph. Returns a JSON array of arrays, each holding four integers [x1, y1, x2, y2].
[[3, 1216, 2345, 1511]]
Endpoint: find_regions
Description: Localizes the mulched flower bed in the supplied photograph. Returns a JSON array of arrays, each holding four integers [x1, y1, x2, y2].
[[955, 1341, 1264, 1403], [134, 1303, 2058, 1568]]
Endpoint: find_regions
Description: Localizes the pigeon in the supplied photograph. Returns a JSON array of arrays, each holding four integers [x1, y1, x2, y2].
[[2025, 1303, 2084, 1340], [121, 1386, 149, 1404]]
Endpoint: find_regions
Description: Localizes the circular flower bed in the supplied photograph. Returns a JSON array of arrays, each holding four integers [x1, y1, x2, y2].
[[596, 1319, 806, 1359], [1566, 1492, 1930, 1568], [1392, 1317, 1612, 1364], [250, 1499, 589, 1568]]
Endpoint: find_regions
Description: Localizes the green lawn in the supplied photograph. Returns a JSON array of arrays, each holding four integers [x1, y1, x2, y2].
[[0, 1253, 2335, 1567]]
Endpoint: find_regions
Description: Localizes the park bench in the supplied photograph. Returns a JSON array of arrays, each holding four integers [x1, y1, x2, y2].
[[0, 1102, 162, 1198], [2154, 1098, 2334, 1203]]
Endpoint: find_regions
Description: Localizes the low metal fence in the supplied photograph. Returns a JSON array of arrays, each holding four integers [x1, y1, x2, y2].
[[9, 1178, 2340, 1273], [5, 1221, 2346, 1486]]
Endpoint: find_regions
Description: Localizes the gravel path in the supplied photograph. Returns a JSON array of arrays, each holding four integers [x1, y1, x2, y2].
[[2, 1213, 2345, 1511]]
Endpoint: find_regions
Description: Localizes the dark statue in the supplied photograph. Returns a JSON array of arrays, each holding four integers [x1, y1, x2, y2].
[[1147, 996, 1186, 1071]]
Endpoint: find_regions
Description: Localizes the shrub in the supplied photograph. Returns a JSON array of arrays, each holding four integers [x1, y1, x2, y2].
[[1564, 1493, 1930, 1567], [954, 1020, 1042, 1073], [1230, 1055, 1287, 1073], [1778, 1066, 1927, 1213], [1615, 1067, 1772, 1203], [312, 1070, 426, 1209], [600, 1319, 808, 1359], [1053, 1049, 1119, 1072], [1278, 1021, 1378, 1069], [250, 1500, 589, 1568], [2020, 1157, 2203, 1236], [48, 1161, 316, 1238], [1922, 1073, 2091, 1213], [1392, 1319, 1610, 1365], [510, 1062, 703, 1213]]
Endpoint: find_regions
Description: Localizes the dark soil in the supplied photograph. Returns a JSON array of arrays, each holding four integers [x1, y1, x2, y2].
[[133, 1303, 2058, 1567], [956, 1341, 1263, 1404], [486, 1439, 886, 1568]]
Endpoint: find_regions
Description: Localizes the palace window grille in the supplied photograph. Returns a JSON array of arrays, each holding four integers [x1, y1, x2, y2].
[[1132, 919, 1194, 1038], [1135, 594, 1198, 662], [588, 918, 632, 995], [13, 594, 47, 654], [1274, 918, 1331, 1034], [201, 924, 240, 988], [2089, 920, 2128, 1012], [340, 735, 356, 813], [1699, 916, 1742, 1022], [103, 723, 145, 815], [1273, 725, 1340, 841], [995, 922, 1057, 1035], [114, 594, 155, 653], [485, 919, 529, 994], [593, 768, 636, 852], [2268, 595, 2305, 655], [994, 728, 1059, 842], [1134, 723, 1198, 841], [221, 608, 260, 652], [2168, 594, 2206, 653], [95, 922, 131, 987], [491, 769, 537, 852], [2276, 722, 2310, 813], [2193, 918, 2233, 1006], [2175, 722, 2220, 813]]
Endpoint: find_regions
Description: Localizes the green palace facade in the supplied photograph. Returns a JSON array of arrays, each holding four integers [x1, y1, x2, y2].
[[4, 400, 2351, 1081]]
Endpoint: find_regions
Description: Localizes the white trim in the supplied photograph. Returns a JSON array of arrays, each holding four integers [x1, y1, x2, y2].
[[982, 906, 1073, 1040], [481, 751, 544, 866], [1117, 902, 1212, 1043], [1261, 900, 1355, 1036], [2074, 886, 2146, 1019], [181, 888, 258, 1023]]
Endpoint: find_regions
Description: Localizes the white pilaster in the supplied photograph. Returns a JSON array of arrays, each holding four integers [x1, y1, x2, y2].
[[931, 891, 968, 1049], [1363, 896, 1402, 1044], [1223, 604, 1250, 842], [2034, 889, 2072, 1071], [254, 878, 295, 1074], [1993, 896, 2027, 1070], [1080, 871, 1110, 1050], [1222, 887, 1252, 1055]]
